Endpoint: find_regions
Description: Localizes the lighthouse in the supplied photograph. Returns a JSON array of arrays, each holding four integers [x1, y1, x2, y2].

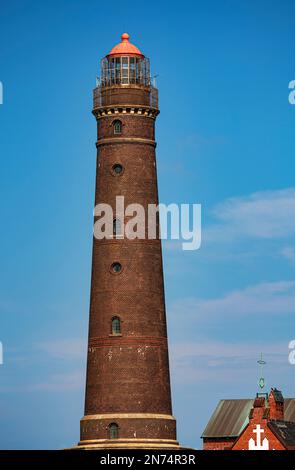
[[77, 33, 179, 449]]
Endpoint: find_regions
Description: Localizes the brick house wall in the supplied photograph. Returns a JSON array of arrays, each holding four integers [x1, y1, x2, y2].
[[203, 439, 235, 450], [232, 421, 285, 450]]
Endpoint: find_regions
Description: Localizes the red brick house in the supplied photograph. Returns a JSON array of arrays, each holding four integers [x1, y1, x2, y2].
[[202, 388, 295, 450]]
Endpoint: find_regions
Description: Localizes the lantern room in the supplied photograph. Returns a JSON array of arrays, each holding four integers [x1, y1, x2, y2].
[[100, 33, 151, 87]]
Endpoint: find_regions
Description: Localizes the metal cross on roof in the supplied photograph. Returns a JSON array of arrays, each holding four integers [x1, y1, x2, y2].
[[257, 353, 266, 390]]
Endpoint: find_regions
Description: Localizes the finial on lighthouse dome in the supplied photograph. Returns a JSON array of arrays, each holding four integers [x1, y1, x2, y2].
[[107, 32, 144, 57], [121, 32, 130, 41]]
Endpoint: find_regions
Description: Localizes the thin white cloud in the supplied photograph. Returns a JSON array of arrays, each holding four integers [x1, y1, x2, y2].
[[171, 280, 295, 318], [0, 369, 85, 393], [205, 187, 295, 243], [281, 246, 295, 264], [171, 340, 286, 361], [29, 370, 84, 392], [170, 340, 290, 385], [36, 338, 86, 360]]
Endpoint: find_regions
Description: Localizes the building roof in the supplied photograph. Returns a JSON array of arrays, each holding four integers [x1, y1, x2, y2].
[[202, 398, 295, 439], [285, 398, 295, 422], [201, 399, 254, 438], [268, 420, 295, 449], [107, 33, 144, 58], [271, 388, 284, 403]]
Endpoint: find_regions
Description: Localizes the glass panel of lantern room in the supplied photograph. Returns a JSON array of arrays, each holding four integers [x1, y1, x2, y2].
[[110, 58, 115, 85], [122, 57, 128, 69], [130, 57, 135, 84], [121, 57, 129, 84], [122, 69, 128, 84], [138, 59, 143, 84], [145, 59, 150, 86], [141, 59, 146, 85], [101, 58, 108, 86], [115, 57, 121, 84], [135, 58, 140, 84]]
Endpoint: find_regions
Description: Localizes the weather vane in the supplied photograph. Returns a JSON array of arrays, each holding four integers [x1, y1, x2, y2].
[[257, 353, 266, 390]]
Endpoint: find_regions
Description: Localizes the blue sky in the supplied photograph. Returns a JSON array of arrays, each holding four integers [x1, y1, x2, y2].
[[0, 0, 295, 450]]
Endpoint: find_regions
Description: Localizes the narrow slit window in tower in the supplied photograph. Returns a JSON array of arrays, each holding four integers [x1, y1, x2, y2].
[[109, 423, 119, 439], [113, 120, 122, 135], [112, 317, 121, 335], [113, 218, 122, 237]]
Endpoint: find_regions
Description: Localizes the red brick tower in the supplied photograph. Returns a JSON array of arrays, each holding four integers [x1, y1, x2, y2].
[[77, 34, 179, 449]]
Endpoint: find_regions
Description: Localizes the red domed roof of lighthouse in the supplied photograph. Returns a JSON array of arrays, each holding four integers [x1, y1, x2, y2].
[[107, 33, 144, 58]]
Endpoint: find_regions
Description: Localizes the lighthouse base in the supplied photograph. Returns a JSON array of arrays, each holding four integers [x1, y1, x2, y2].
[[73, 412, 179, 450], [72, 438, 180, 450]]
